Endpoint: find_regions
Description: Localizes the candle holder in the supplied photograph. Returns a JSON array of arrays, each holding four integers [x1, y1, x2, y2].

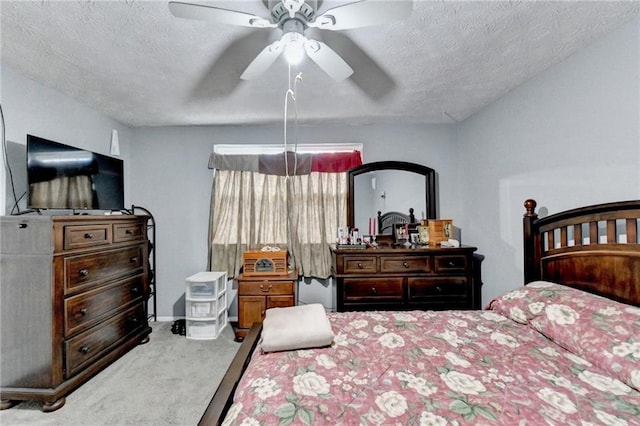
[[367, 217, 378, 237]]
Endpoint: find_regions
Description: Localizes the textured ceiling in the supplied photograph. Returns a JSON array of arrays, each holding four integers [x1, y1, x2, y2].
[[1, 1, 638, 127]]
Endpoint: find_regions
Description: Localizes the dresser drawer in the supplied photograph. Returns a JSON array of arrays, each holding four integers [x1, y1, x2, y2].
[[434, 255, 468, 272], [63, 245, 145, 295], [408, 277, 469, 300], [266, 295, 295, 308], [238, 280, 294, 296], [64, 275, 145, 337], [63, 224, 111, 251], [343, 278, 403, 302], [64, 304, 145, 378], [380, 256, 430, 273], [113, 222, 145, 243], [342, 256, 377, 274]]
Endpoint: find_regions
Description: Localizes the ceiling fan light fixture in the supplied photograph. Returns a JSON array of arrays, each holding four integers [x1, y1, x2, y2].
[[169, 0, 413, 81], [282, 32, 306, 65]]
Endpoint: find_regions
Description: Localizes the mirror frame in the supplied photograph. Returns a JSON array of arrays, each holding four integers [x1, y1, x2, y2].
[[347, 161, 437, 230]]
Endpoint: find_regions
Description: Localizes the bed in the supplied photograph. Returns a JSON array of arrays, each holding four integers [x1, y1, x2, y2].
[[201, 199, 640, 425]]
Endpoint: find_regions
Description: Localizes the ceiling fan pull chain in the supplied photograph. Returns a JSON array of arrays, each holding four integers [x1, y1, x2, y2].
[[292, 72, 302, 167], [283, 64, 292, 177], [283, 65, 303, 178]]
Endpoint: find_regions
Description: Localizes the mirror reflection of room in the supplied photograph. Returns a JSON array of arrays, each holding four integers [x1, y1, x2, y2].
[[354, 169, 426, 235]]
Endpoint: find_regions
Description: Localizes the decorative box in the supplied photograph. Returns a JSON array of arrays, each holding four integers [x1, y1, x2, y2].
[[428, 219, 454, 245], [242, 248, 288, 276]]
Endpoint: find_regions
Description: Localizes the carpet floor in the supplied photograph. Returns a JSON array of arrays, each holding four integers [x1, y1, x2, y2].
[[0, 322, 241, 426]]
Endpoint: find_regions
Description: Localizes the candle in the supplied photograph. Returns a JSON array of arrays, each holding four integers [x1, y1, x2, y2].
[[373, 218, 376, 236], [368, 217, 372, 236]]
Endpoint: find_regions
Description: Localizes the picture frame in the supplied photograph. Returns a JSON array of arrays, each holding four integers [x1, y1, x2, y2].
[[394, 223, 409, 241], [417, 225, 430, 244], [394, 223, 421, 243], [410, 233, 421, 245]]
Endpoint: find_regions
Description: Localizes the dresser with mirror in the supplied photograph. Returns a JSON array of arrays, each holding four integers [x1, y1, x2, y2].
[[334, 161, 483, 312]]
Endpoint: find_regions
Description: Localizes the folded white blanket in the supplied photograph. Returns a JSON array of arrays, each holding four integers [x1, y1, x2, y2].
[[260, 304, 334, 353]]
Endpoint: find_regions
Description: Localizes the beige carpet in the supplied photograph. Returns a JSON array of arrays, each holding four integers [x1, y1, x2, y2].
[[0, 322, 241, 426]]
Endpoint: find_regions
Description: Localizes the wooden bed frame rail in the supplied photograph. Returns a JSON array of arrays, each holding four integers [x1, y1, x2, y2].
[[523, 198, 640, 306], [198, 323, 262, 426]]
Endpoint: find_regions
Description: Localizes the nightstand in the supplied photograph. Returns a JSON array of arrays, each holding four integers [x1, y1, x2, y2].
[[234, 270, 298, 341]]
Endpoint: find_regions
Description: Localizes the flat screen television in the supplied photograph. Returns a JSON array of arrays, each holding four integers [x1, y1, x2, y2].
[[27, 135, 124, 211]]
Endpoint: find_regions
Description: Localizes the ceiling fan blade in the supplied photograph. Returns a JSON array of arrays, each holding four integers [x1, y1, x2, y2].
[[168, 1, 276, 28], [320, 31, 396, 100], [240, 40, 285, 80], [303, 39, 353, 81], [309, 0, 413, 31]]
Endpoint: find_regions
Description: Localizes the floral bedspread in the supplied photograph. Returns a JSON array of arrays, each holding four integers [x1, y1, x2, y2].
[[222, 285, 640, 425]]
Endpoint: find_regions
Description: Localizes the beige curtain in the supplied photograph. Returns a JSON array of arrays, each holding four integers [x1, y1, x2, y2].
[[208, 170, 346, 279], [29, 175, 93, 209], [287, 172, 346, 278]]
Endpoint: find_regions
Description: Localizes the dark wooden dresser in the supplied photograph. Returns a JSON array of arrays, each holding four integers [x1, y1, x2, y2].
[[333, 246, 482, 312], [0, 215, 152, 412]]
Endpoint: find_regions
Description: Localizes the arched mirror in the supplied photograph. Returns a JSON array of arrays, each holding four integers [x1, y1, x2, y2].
[[347, 161, 437, 234]]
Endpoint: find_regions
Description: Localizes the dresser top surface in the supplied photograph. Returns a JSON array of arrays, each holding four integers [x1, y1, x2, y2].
[[332, 245, 477, 255], [1, 214, 149, 223]]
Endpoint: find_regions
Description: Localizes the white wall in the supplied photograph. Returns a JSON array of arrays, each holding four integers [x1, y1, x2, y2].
[[457, 16, 640, 305], [0, 66, 134, 214], [129, 124, 458, 319]]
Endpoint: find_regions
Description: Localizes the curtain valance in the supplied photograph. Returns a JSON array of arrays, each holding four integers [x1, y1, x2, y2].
[[208, 151, 362, 175]]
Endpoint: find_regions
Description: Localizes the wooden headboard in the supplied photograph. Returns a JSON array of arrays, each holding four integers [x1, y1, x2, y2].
[[377, 208, 416, 235], [523, 199, 640, 306]]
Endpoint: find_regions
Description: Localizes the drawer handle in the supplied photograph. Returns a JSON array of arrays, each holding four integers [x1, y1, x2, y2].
[[79, 269, 89, 277], [357, 263, 364, 269], [84, 233, 94, 239], [130, 257, 138, 263], [371, 287, 377, 294], [259, 284, 273, 293], [79, 308, 88, 316], [403, 262, 409, 268], [436, 286, 442, 293], [448, 261, 456, 267], [80, 346, 90, 355], [131, 286, 140, 294], [125, 229, 134, 235]]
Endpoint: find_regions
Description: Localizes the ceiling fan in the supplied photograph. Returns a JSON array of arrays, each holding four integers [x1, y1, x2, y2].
[[168, 0, 413, 81]]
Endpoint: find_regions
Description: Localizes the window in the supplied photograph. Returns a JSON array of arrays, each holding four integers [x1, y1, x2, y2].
[[208, 145, 362, 278]]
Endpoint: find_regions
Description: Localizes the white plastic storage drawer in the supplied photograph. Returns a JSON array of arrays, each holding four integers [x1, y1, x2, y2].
[[186, 320, 218, 339], [186, 300, 216, 318], [186, 312, 228, 340], [186, 271, 227, 299]]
